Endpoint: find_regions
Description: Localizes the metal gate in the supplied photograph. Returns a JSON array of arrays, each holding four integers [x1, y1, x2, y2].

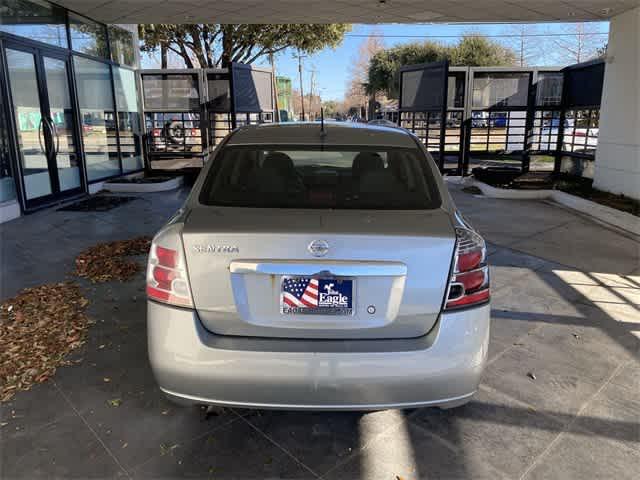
[[397, 61, 449, 170], [140, 63, 274, 169], [395, 61, 604, 177]]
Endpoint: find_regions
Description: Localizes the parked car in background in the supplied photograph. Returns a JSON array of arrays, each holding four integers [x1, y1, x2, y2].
[[146, 122, 490, 411]]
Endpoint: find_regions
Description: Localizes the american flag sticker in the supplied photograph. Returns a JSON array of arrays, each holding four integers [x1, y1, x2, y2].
[[281, 277, 353, 315]]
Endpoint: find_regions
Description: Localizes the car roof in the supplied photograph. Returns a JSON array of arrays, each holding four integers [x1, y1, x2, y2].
[[226, 122, 417, 148]]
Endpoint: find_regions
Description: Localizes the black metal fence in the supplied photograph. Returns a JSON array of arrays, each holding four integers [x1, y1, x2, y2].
[[388, 60, 604, 177], [139, 64, 274, 169]]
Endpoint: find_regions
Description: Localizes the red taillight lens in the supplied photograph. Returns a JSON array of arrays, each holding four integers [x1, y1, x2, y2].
[[146, 225, 193, 308], [445, 227, 490, 311]]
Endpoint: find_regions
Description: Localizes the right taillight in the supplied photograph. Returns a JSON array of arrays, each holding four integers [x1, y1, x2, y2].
[[445, 227, 490, 310], [146, 224, 193, 308]]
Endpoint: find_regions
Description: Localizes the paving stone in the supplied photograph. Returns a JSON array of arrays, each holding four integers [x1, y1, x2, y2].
[[411, 388, 565, 478], [326, 417, 508, 480], [483, 339, 613, 418], [576, 374, 640, 452], [130, 418, 315, 479], [0, 413, 125, 478], [525, 430, 640, 480], [512, 218, 640, 275], [0, 382, 73, 435], [242, 408, 407, 476]]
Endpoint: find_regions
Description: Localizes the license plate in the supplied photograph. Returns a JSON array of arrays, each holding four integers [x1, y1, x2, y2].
[[281, 277, 354, 315]]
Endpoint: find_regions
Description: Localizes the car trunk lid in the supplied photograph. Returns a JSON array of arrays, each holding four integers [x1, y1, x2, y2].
[[182, 206, 455, 339]]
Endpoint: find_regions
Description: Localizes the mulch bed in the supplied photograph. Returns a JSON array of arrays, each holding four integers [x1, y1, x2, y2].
[[0, 282, 90, 402], [472, 169, 639, 216], [58, 195, 137, 212], [106, 176, 175, 184], [75, 236, 152, 283]]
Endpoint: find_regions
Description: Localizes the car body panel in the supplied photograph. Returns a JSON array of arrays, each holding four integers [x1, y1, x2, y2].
[[147, 300, 490, 410]]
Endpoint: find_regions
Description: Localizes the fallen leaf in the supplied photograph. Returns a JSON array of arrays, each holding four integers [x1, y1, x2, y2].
[[1, 283, 90, 402], [74, 237, 151, 283], [107, 398, 122, 407]]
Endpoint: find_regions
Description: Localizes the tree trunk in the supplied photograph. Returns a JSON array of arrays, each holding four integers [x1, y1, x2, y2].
[[221, 25, 234, 68], [161, 43, 168, 68]]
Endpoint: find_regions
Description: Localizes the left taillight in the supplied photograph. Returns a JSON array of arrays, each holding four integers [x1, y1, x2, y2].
[[444, 227, 490, 311], [146, 224, 193, 308]]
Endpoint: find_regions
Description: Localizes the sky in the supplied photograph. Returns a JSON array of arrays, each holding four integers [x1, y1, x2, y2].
[[260, 22, 609, 101]]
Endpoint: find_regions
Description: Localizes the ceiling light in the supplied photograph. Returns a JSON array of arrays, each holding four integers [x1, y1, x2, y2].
[[567, 11, 576, 17], [601, 8, 612, 15]]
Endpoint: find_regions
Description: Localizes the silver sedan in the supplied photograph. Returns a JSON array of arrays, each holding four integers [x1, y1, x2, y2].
[[146, 122, 490, 410]]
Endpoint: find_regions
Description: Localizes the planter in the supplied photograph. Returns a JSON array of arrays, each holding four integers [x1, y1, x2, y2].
[[105, 176, 184, 193], [466, 178, 640, 237]]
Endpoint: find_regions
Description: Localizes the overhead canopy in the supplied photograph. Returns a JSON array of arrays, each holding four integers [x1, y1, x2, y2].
[[53, 0, 637, 23]]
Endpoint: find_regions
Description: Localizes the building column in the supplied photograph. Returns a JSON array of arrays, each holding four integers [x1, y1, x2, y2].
[[593, 6, 640, 200]]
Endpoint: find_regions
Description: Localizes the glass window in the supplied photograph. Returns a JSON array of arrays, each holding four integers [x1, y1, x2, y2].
[[69, 12, 108, 59], [0, 67, 17, 203], [142, 74, 200, 110], [74, 56, 120, 181], [472, 73, 530, 108], [207, 73, 230, 111], [536, 72, 563, 107], [447, 73, 466, 109], [199, 147, 441, 210], [109, 25, 136, 67], [113, 67, 143, 172], [0, 0, 67, 48]]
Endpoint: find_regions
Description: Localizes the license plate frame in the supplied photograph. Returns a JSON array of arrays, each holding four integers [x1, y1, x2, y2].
[[280, 276, 355, 316]]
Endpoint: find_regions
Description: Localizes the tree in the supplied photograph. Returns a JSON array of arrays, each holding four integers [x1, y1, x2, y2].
[[501, 24, 543, 67], [322, 100, 340, 118], [548, 23, 608, 64], [366, 41, 447, 98], [138, 24, 351, 68], [449, 35, 518, 67], [366, 35, 516, 98], [344, 32, 384, 118]]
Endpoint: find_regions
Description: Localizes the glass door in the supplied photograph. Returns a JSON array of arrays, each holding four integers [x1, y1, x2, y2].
[[42, 55, 82, 193], [3, 42, 83, 209]]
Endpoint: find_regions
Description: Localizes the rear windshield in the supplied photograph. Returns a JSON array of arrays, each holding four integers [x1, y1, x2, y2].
[[199, 146, 441, 209]]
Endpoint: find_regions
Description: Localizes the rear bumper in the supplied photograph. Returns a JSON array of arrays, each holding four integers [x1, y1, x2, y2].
[[147, 301, 490, 410]]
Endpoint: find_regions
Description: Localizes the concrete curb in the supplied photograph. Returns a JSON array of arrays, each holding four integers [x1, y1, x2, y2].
[[105, 176, 184, 193], [466, 178, 640, 237]]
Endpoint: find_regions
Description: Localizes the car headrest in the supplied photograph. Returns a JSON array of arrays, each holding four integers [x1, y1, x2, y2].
[[263, 152, 295, 176], [352, 152, 384, 178]]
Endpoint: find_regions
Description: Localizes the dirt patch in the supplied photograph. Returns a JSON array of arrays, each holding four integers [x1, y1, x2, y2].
[[75, 236, 152, 283], [106, 176, 175, 184], [0, 282, 90, 402], [554, 174, 639, 216], [462, 186, 483, 195]]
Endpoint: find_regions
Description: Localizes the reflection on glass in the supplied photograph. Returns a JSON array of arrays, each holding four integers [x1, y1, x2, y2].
[[536, 73, 563, 107], [44, 57, 81, 191], [0, 69, 18, 203], [69, 12, 109, 59], [142, 74, 200, 110], [6, 48, 52, 200], [472, 73, 529, 108], [74, 57, 120, 180], [109, 25, 136, 66], [113, 67, 143, 172], [0, 0, 67, 48]]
